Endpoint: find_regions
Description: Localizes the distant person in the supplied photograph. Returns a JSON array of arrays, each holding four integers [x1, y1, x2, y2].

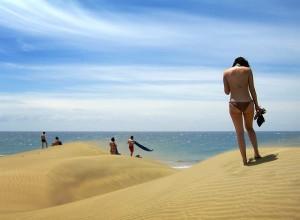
[[52, 136, 62, 146], [128, 136, 135, 157], [223, 57, 262, 165], [109, 137, 120, 155], [41, 131, 48, 149]]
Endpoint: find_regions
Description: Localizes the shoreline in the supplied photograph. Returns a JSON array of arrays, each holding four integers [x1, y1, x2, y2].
[[2, 140, 300, 169]]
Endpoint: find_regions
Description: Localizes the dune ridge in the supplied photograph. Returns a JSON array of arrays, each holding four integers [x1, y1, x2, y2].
[[0, 142, 176, 213], [0, 143, 299, 220]]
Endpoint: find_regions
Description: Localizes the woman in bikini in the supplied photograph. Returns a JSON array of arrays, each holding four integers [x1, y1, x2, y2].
[[223, 57, 262, 165], [128, 136, 135, 157]]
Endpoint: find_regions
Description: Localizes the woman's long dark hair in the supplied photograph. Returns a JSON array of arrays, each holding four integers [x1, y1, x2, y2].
[[232, 57, 250, 67]]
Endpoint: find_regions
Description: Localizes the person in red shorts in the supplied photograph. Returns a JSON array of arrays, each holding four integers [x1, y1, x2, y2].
[[128, 136, 135, 157]]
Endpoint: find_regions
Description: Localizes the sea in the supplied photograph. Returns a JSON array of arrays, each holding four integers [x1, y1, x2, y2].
[[0, 131, 299, 168]]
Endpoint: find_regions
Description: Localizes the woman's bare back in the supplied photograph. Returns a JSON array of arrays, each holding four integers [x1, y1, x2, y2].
[[223, 66, 252, 102]]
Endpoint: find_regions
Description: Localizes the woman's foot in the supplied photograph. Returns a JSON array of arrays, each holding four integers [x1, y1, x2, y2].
[[254, 154, 262, 159]]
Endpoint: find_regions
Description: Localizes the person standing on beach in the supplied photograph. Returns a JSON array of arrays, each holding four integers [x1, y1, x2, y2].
[[109, 137, 120, 155], [223, 57, 262, 165], [41, 131, 48, 149], [128, 136, 135, 157]]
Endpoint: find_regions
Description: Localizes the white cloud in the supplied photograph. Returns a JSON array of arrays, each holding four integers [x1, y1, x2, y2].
[[0, 1, 299, 131], [2, 63, 300, 102], [0, 64, 300, 131], [1, 63, 223, 81], [0, 93, 229, 131], [0, 0, 188, 47], [0, 0, 299, 64], [0, 63, 225, 101], [0, 92, 299, 131]]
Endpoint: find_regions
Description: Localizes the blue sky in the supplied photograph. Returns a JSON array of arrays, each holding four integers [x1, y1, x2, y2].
[[0, 0, 299, 131]]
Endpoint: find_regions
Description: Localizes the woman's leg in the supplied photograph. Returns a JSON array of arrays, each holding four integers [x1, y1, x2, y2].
[[129, 146, 134, 157], [243, 103, 261, 158], [230, 104, 247, 165]]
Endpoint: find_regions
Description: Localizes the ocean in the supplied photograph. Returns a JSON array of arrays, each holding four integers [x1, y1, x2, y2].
[[0, 131, 299, 168]]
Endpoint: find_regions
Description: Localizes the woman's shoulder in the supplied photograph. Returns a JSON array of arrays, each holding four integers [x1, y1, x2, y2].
[[224, 67, 234, 73], [239, 66, 251, 71], [226, 66, 251, 74], [224, 66, 240, 74]]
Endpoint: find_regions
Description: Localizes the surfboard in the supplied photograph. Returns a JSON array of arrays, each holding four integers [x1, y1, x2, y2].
[[134, 141, 153, 152]]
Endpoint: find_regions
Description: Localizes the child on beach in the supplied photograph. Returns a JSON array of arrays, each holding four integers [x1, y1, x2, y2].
[[41, 131, 48, 149]]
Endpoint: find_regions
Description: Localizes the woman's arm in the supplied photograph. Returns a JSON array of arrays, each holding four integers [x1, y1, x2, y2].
[[248, 69, 260, 111], [223, 73, 230, 95]]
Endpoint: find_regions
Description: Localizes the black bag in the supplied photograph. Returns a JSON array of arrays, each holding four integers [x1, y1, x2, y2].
[[257, 115, 265, 127], [255, 108, 266, 127]]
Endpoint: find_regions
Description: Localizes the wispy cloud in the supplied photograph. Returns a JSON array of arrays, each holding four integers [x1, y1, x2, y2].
[[0, 63, 224, 101], [1, 62, 300, 102], [0, 0, 299, 66], [1, 92, 299, 131], [0, 1, 299, 130], [0, 0, 186, 47], [0, 90, 240, 131]]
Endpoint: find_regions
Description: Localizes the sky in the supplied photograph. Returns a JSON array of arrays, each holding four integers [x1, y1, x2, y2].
[[0, 0, 299, 131]]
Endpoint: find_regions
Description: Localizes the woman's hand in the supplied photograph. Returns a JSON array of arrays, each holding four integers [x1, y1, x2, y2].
[[254, 106, 266, 120], [255, 105, 262, 113]]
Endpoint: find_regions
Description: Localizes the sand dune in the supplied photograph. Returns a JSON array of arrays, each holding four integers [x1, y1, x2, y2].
[[0, 142, 176, 213], [1, 143, 299, 220]]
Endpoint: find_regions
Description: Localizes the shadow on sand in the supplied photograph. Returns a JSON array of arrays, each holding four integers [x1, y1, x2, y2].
[[247, 154, 279, 166]]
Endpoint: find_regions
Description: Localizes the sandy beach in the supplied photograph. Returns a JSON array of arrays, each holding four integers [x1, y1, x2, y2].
[[0, 142, 299, 220]]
